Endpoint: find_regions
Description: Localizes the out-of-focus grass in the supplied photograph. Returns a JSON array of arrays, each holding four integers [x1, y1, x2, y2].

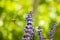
[[0, 0, 60, 40]]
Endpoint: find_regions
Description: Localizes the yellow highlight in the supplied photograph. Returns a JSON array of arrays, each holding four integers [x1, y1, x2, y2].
[[8, 33, 12, 40], [38, 4, 48, 13], [0, 19, 3, 27], [57, 4, 60, 12], [0, 0, 5, 7], [49, 1, 57, 7], [5, 1, 17, 11]]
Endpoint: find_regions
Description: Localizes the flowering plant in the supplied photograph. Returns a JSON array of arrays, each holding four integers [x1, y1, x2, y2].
[[22, 12, 56, 40], [22, 11, 35, 40]]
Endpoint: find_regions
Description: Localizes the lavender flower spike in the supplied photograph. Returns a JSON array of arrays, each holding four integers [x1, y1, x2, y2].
[[49, 22, 56, 40], [22, 11, 35, 40], [38, 26, 45, 40]]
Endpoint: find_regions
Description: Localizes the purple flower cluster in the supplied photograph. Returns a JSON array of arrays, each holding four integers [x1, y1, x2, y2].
[[22, 11, 57, 40], [38, 26, 45, 40], [22, 11, 35, 40], [49, 22, 56, 39]]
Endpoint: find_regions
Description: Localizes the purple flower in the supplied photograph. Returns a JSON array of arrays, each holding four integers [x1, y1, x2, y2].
[[27, 20, 33, 24], [28, 11, 32, 18], [22, 11, 35, 40], [49, 22, 56, 39], [25, 29, 34, 34], [22, 33, 31, 40], [38, 26, 45, 40], [24, 33, 31, 38], [26, 25, 33, 29]]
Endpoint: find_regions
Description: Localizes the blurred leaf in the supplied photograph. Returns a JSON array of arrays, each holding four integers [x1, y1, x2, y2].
[[0, 7, 4, 16]]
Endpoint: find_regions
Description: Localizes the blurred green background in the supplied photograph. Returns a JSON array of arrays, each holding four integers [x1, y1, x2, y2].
[[0, 0, 60, 40]]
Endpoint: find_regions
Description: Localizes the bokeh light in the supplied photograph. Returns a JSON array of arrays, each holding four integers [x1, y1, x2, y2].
[[0, 0, 60, 40]]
